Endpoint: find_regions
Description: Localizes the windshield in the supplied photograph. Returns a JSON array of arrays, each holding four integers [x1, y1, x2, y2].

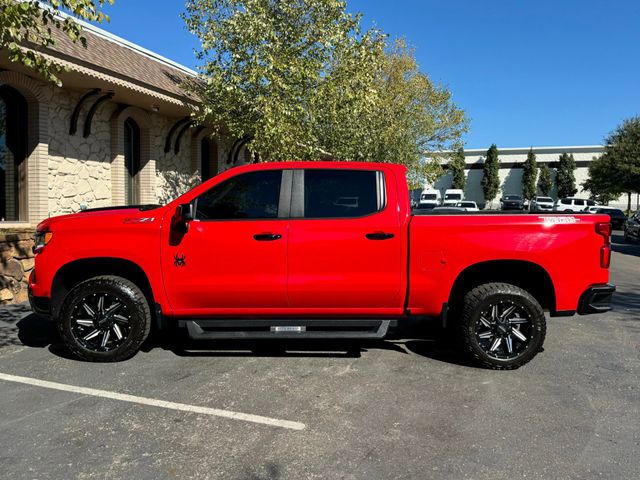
[[444, 193, 462, 200], [421, 193, 438, 200], [459, 202, 475, 207], [536, 197, 553, 203], [504, 195, 522, 201]]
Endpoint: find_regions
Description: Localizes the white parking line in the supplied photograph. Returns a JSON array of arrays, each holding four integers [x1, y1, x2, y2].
[[0, 372, 305, 431]]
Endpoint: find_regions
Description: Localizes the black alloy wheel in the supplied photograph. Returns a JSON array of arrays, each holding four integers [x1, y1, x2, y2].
[[58, 275, 151, 362]]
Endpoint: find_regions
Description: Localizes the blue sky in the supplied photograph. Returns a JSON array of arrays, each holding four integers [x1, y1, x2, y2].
[[95, 0, 640, 149]]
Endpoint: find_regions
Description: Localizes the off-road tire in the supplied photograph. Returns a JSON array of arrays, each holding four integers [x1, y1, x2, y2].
[[458, 282, 546, 370], [58, 275, 151, 362]]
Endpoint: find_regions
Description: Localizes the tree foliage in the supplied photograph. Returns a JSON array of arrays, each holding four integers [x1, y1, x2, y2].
[[582, 155, 623, 205], [183, 0, 467, 184], [556, 152, 577, 198], [481, 144, 500, 205], [521, 148, 537, 201], [537, 163, 553, 196], [0, 0, 113, 86], [449, 145, 466, 190], [596, 116, 640, 210]]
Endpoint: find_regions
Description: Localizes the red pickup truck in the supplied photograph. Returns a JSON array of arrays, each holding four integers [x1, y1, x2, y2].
[[29, 161, 614, 369]]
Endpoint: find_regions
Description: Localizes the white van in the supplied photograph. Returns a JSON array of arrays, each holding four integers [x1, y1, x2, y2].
[[419, 189, 441, 208], [443, 189, 464, 206]]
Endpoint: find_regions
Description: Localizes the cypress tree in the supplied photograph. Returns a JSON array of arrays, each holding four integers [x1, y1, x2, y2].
[[450, 146, 467, 190], [481, 144, 501, 206], [538, 163, 553, 196], [521, 148, 538, 201], [556, 152, 577, 198]]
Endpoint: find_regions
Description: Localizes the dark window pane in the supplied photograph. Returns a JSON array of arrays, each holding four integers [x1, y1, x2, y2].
[[124, 117, 140, 205], [304, 170, 379, 218], [196, 170, 281, 220]]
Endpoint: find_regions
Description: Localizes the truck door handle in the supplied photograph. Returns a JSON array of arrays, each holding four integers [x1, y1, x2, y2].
[[253, 233, 282, 241], [365, 232, 395, 240]]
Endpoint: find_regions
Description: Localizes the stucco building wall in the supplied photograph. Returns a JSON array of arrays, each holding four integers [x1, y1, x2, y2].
[[432, 145, 631, 209]]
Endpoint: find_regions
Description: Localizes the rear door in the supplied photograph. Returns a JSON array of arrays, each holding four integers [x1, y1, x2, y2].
[[286, 168, 404, 312]]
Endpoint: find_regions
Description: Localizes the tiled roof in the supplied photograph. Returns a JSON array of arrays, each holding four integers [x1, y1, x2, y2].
[[35, 21, 198, 102]]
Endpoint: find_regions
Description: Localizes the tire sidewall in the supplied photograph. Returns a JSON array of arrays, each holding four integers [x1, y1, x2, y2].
[[463, 288, 545, 368], [58, 277, 150, 361]]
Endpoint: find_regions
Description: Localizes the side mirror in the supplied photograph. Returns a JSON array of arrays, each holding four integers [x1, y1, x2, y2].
[[173, 203, 194, 234], [179, 203, 194, 222]]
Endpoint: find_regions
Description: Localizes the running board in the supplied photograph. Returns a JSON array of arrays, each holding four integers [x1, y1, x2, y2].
[[179, 319, 392, 340]]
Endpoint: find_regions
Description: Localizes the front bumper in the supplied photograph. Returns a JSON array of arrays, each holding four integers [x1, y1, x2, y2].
[[578, 284, 615, 314]]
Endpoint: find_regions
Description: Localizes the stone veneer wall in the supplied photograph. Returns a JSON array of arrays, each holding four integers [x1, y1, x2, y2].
[[0, 232, 34, 305], [3, 70, 241, 225], [45, 84, 223, 216]]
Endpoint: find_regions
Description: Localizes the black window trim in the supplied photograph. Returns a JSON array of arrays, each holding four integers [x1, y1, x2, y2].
[[290, 168, 387, 220], [192, 169, 289, 222]]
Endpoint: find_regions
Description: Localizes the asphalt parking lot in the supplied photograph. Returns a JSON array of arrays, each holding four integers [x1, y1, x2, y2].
[[0, 234, 638, 480]]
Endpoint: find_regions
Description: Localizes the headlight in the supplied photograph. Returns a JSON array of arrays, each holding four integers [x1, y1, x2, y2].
[[33, 230, 53, 254]]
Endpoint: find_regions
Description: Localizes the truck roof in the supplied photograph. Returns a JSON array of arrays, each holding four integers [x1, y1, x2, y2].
[[226, 161, 408, 174]]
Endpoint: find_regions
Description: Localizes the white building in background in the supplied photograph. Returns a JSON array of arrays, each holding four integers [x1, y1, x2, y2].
[[431, 145, 632, 210]]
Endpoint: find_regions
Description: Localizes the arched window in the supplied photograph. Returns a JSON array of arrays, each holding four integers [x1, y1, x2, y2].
[[123, 117, 141, 204], [200, 137, 218, 181], [0, 85, 28, 222]]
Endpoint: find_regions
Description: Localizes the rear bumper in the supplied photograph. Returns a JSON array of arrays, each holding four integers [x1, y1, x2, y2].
[[578, 284, 615, 314]]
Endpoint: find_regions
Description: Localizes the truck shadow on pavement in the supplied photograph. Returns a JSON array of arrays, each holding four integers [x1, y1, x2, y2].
[[155, 319, 477, 367], [2, 306, 476, 367]]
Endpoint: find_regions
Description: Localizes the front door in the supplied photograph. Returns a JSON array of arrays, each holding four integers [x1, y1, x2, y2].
[[162, 169, 289, 315], [286, 168, 404, 313]]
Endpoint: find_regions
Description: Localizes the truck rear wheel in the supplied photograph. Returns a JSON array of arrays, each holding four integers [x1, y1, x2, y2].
[[458, 282, 546, 369], [57, 275, 151, 362]]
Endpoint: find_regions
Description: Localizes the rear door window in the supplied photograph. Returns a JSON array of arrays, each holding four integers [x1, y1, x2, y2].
[[575, 199, 585, 206], [303, 169, 382, 218]]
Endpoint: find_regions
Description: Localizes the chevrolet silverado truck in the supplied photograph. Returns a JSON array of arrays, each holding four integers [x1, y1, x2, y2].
[[29, 162, 615, 369]]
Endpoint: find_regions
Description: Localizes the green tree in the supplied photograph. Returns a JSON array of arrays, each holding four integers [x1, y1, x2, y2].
[[183, 0, 466, 183], [537, 163, 553, 196], [449, 146, 466, 190], [481, 144, 500, 207], [521, 148, 538, 201], [0, 0, 113, 86], [582, 155, 623, 205], [556, 152, 577, 198], [600, 116, 640, 211]]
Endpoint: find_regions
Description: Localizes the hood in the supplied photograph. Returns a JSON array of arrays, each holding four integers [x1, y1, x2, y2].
[[37, 204, 164, 232]]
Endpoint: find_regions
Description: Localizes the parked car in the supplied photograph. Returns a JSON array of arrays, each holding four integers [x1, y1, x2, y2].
[[412, 203, 436, 213], [419, 189, 441, 208], [624, 212, 640, 242], [455, 201, 479, 212], [429, 206, 467, 213], [554, 197, 597, 212], [29, 161, 614, 370], [501, 194, 524, 211], [530, 196, 554, 212], [442, 189, 464, 206], [593, 207, 627, 230], [587, 205, 605, 213]]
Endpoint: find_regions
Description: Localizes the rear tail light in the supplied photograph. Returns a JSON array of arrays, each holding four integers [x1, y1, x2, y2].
[[595, 222, 611, 268], [595, 222, 612, 238]]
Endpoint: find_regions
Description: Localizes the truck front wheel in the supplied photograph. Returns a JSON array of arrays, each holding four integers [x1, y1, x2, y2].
[[459, 283, 546, 369], [57, 275, 151, 362]]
